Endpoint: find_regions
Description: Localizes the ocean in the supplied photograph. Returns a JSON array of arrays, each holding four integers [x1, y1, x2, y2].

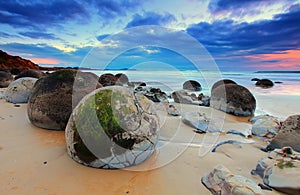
[[91, 70, 300, 96]]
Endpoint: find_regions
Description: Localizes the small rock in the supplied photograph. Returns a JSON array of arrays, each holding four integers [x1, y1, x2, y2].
[[0, 71, 13, 88], [167, 104, 180, 116], [115, 73, 129, 85], [181, 112, 220, 133], [15, 69, 45, 80], [249, 115, 281, 139], [4, 77, 38, 103], [99, 73, 117, 87], [255, 79, 274, 88], [202, 164, 264, 195], [251, 78, 260, 82]]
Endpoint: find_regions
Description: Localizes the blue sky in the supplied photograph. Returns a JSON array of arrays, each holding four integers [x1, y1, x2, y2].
[[1, 0, 300, 70]]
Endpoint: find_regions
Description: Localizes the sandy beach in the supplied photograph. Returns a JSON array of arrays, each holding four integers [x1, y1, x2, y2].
[[2, 89, 299, 194]]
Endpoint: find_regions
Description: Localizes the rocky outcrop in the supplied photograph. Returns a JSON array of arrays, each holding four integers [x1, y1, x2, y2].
[[15, 69, 45, 80], [0, 71, 13, 88], [136, 87, 168, 103], [27, 70, 101, 130], [256, 79, 274, 88], [267, 115, 300, 152], [4, 77, 38, 103], [202, 165, 263, 195], [65, 86, 159, 169], [250, 115, 281, 139], [182, 80, 201, 91], [210, 84, 256, 116]]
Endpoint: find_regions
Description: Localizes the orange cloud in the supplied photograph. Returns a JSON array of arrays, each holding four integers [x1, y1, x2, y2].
[[245, 49, 300, 69], [30, 58, 60, 65]]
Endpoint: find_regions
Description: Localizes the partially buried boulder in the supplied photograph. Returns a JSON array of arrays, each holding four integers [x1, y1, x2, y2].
[[0, 71, 13, 88], [256, 79, 274, 88], [15, 69, 45, 80], [267, 115, 300, 152], [210, 84, 256, 116], [182, 80, 201, 91], [99, 73, 117, 87], [65, 86, 159, 169], [202, 164, 263, 195], [27, 70, 101, 130], [4, 77, 38, 103]]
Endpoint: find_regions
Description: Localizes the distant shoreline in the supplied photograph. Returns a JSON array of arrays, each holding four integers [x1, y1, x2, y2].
[[255, 70, 300, 73]]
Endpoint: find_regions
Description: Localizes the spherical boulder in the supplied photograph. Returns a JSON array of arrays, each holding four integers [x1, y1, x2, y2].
[[183, 80, 202, 91], [255, 79, 274, 88], [210, 84, 256, 116], [99, 73, 117, 87], [4, 77, 38, 103], [267, 115, 300, 152], [211, 79, 237, 92], [0, 71, 13, 88], [115, 73, 129, 85], [27, 70, 101, 130], [15, 69, 45, 80], [65, 86, 159, 169]]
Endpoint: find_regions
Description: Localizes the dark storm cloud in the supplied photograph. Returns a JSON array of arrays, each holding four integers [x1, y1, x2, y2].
[[19, 31, 61, 40], [187, 4, 300, 56], [126, 12, 176, 28], [0, 0, 89, 30]]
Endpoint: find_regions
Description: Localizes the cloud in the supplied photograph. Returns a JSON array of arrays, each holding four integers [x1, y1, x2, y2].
[[19, 31, 60, 40], [208, 0, 263, 13], [96, 34, 110, 41], [187, 5, 300, 56], [0, 0, 89, 30], [126, 12, 176, 28], [90, 0, 144, 18]]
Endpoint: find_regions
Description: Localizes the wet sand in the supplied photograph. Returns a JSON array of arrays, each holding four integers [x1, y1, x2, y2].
[[1, 93, 298, 194]]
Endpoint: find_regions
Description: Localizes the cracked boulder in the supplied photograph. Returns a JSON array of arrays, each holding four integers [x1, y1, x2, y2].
[[4, 77, 38, 103], [65, 86, 159, 169]]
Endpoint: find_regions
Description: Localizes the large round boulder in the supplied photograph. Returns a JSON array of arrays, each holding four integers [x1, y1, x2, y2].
[[183, 80, 201, 91], [255, 79, 274, 88], [27, 70, 101, 130], [0, 71, 13, 88], [65, 86, 159, 169], [99, 73, 117, 87], [4, 77, 38, 103], [211, 79, 237, 92], [267, 115, 300, 152], [210, 84, 256, 116], [15, 69, 45, 80]]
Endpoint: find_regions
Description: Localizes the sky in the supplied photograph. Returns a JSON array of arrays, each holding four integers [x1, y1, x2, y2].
[[0, 0, 300, 71]]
